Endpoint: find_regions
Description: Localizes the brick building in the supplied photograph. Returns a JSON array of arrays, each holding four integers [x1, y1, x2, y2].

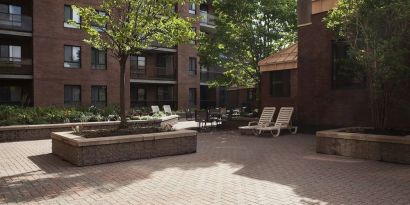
[[0, 0, 240, 111], [260, 0, 409, 129]]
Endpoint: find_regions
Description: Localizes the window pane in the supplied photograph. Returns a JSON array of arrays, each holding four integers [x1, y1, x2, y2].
[[138, 56, 145, 67], [72, 9, 80, 23], [72, 46, 80, 62], [9, 5, 21, 15], [137, 88, 145, 100], [64, 46, 72, 61], [64, 86, 71, 101], [98, 51, 106, 64], [72, 87, 80, 101], [9, 86, 21, 102], [0, 4, 8, 13], [64, 6, 72, 22], [99, 87, 106, 101], [9, 46, 21, 61], [0, 45, 9, 58]]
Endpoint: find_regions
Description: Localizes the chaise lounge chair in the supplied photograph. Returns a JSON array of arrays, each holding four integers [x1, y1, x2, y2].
[[163, 105, 173, 115], [255, 107, 298, 137], [238, 107, 276, 134], [151, 105, 160, 113]]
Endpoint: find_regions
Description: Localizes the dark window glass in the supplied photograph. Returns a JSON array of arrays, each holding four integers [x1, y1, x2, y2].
[[188, 57, 197, 75], [91, 48, 106, 69], [157, 86, 173, 101], [130, 56, 146, 70], [189, 3, 196, 14], [64, 5, 80, 27], [91, 85, 107, 107], [332, 41, 366, 89], [64, 85, 81, 107], [64, 45, 81, 68], [0, 86, 21, 103], [189, 88, 197, 107], [270, 70, 291, 97]]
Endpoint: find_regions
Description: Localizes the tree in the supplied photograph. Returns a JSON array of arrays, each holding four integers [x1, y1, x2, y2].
[[326, 0, 410, 129], [74, 0, 199, 127], [198, 0, 297, 109]]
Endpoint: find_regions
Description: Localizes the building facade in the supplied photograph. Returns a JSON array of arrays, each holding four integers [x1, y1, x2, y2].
[[0, 0, 229, 111]]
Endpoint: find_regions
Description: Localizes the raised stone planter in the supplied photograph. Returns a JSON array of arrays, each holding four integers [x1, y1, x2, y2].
[[316, 127, 410, 164], [51, 129, 197, 166], [0, 115, 179, 142]]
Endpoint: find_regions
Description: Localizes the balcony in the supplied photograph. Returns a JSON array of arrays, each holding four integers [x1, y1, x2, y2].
[[0, 12, 32, 35], [130, 67, 177, 83], [200, 71, 222, 83], [200, 11, 216, 32], [0, 57, 33, 76]]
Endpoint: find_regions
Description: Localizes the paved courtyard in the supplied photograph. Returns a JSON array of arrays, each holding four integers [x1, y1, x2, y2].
[[0, 131, 409, 205]]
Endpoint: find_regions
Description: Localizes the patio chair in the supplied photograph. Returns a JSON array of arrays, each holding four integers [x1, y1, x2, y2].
[[238, 107, 276, 134], [151, 105, 160, 113], [163, 105, 173, 115], [255, 107, 298, 137]]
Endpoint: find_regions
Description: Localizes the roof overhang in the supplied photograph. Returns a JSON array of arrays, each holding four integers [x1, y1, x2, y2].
[[258, 43, 298, 72]]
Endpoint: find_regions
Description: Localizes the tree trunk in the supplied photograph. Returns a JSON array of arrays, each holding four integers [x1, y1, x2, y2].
[[119, 56, 128, 128]]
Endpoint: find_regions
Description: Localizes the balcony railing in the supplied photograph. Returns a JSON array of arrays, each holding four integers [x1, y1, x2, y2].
[[200, 11, 216, 26], [0, 57, 33, 75], [200, 71, 222, 83], [131, 100, 178, 110], [131, 67, 176, 81], [0, 12, 32, 32]]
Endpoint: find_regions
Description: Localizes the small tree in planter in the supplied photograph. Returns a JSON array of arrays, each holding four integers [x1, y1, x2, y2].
[[74, 0, 199, 128], [325, 0, 410, 129]]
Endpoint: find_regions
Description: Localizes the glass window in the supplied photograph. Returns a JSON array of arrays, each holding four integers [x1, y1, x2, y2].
[[130, 56, 145, 70], [189, 88, 197, 107], [91, 48, 106, 69], [157, 86, 173, 101], [64, 85, 81, 107], [332, 41, 366, 89], [0, 45, 21, 62], [137, 88, 146, 101], [91, 85, 107, 107], [64, 45, 81, 68], [0, 86, 21, 103], [270, 70, 291, 97], [189, 57, 197, 75], [64, 5, 80, 28], [189, 3, 196, 14]]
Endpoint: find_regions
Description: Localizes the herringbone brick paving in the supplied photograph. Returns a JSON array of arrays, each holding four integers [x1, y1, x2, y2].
[[0, 131, 409, 205]]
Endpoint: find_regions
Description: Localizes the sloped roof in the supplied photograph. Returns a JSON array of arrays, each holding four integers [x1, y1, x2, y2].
[[258, 43, 297, 72]]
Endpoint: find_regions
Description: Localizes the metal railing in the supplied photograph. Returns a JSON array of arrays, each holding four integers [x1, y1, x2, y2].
[[0, 57, 33, 75], [0, 12, 32, 32], [200, 71, 223, 82], [130, 67, 176, 81], [200, 11, 216, 26]]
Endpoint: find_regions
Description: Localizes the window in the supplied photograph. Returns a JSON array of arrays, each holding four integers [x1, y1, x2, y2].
[[191, 27, 197, 44], [130, 56, 146, 70], [0, 45, 21, 62], [91, 48, 106, 69], [137, 88, 146, 101], [64, 85, 81, 107], [332, 41, 366, 89], [188, 3, 196, 14], [64, 5, 80, 28], [270, 70, 291, 97], [0, 4, 22, 25], [189, 88, 197, 107], [0, 86, 22, 103], [93, 10, 107, 30], [91, 85, 107, 107], [157, 86, 173, 101], [64, 45, 81, 68], [188, 57, 197, 75]]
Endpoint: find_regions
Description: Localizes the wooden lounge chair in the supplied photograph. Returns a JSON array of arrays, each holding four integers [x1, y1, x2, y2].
[[255, 107, 298, 137], [151, 105, 160, 113], [163, 105, 172, 115], [238, 107, 276, 134]]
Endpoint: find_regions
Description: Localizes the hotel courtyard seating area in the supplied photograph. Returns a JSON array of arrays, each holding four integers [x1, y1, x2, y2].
[[0, 129, 409, 205]]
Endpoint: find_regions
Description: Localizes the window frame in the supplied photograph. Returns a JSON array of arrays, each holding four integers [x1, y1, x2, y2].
[[0, 45, 21, 62], [91, 85, 107, 107], [64, 5, 81, 28], [188, 3, 196, 15], [64, 45, 81, 68], [188, 88, 197, 107], [270, 70, 291, 98], [64, 85, 81, 107], [188, 57, 197, 75], [91, 47, 107, 70]]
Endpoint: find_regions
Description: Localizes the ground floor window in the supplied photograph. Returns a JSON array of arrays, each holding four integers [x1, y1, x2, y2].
[[64, 85, 81, 107], [157, 86, 174, 102], [91, 85, 107, 107], [189, 88, 197, 107], [0, 86, 22, 103], [270, 70, 291, 97]]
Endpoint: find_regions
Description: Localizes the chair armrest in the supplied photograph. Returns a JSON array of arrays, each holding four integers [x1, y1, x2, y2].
[[248, 121, 258, 126]]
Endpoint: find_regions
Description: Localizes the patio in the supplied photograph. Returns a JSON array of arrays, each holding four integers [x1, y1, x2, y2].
[[0, 131, 409, 205]]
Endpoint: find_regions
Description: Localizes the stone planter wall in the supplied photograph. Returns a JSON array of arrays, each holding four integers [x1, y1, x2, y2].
[[51, 129, 197, 166], [0, 115, 179, 142], [316, 127, 410, 164]]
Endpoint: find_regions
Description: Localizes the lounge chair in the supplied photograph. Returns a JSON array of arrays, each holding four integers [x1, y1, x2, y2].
[[238, 107, 276, 134], [163, 105, 172, 115], [151, 105, 160, 113], [255, 107, 298, 137]]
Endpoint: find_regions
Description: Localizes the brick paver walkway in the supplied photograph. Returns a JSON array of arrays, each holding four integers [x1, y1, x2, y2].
[[0, 131, 409, 205]]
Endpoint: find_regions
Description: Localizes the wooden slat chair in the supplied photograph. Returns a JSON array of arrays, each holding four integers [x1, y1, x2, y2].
[[255, 107, 298, 137], [238, 107, 276, 134], [151, 105, 160, 113], [163, 105, 173, 115]]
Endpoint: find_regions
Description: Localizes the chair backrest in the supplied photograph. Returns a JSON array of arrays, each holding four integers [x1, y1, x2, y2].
[[275, 107, 294, 127], [163, 105, 172, 114], [151, 105, 160, 113], [258, 107, 276, 126]]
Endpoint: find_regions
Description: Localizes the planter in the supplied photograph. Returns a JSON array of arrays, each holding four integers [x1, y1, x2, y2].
[[316, 127, 410, 164], [51, 129, 197, 166], [0, 115, 179, 142]]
